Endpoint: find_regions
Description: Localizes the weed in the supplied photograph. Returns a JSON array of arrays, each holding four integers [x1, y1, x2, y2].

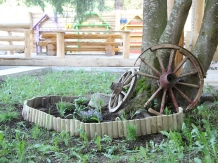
[[60, 130, 71, 147], [126, 124, 137, 141], [79, 129, 88, 146], [94, 135, 102, 152], [0, 109, 19, 123], [31, 125, 41, 140], [163, 106, 172, 115]]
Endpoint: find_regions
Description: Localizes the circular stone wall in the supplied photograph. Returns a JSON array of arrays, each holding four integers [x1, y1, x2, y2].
[[22, 96, 184, 139]]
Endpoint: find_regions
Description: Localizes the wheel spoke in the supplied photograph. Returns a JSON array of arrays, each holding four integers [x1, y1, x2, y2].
[[156, 50, 166, 73], [136, 71, 159, 80], [121, 91, 127, 96], [144, 86, 163, 108], [176, 81, 199, 88], [118, 94, 123, 104], [169, 88, 179, 112], [173, 56, 188, 74], [124, 75, 133, 85], [112, 95, 118, 108], [123, 71, 131, 82], [140, 57, 161, 76], [179, 70, 198, 78], [174, 86, 192, 103], [120, 76, 125, 82], [160, 88, 167, 114], [123, 82, 131, 88], [167, 49, 176, 73]]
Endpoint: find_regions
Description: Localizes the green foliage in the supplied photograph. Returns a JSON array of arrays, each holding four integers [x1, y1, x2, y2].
[[126, 124, 137, 141], [31, 125, 41, 140], [132, 77, 151, 98], [79, 129, 88, 145], [163, 106, 172, 115], [0, 110, 19, 123], [56, 99, 73, 117], [94, 135, 102, 151]]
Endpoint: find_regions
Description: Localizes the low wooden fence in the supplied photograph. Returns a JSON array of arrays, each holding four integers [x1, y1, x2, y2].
[[37, 30, 130, 59], [0, 23, 31, 58]]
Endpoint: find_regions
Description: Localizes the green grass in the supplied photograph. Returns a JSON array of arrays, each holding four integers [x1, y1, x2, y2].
[[0, 69, 218, 162]]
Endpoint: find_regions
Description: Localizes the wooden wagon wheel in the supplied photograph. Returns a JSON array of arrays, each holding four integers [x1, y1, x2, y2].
[[109, 69, 137, 112], [135, 44, 205, 113]]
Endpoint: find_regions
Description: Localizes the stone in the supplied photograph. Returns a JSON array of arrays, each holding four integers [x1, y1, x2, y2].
[[88, 93, 111, 108]]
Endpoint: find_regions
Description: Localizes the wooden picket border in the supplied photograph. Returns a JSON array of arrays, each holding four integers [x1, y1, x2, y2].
[[22, 95, 184, 139]]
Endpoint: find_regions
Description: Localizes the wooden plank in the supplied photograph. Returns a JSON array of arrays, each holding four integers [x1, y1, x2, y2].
[[0, 45, 24, 51]]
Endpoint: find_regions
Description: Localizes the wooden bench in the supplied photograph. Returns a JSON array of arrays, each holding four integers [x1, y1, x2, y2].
[[37, 30, 130, 58]]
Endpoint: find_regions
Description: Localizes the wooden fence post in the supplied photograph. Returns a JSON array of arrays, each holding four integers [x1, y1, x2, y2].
[[24, 29, 31, 58], [122, 31, 130, 59], [56, 32, 65, 58]]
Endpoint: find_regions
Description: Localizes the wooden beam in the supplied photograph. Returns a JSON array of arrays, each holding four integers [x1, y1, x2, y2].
[[0, 57, 140, 67], [37, 41, 122, 46], [194, 0, 204, 34], [0, 23, 30, 29], [24, 30, 31, 58], [122, 31, 130, 59], [167, 0, 174, 18], [0, 36, 25, 41], [66, 47, 119, 52], [7, 32, 13, 54], [56, 32, 65, 58], [0, 29, 25, 33], [41, 33, 122, 39], [0, 45, 24, 51]]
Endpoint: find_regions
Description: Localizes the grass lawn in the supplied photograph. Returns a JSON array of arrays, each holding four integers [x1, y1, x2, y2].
[[0, 69, 218, 163]]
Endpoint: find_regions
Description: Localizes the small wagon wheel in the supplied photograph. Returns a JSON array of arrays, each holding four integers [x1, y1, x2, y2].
[[135, 44, 205, 113], [109, 69, 137, 112]]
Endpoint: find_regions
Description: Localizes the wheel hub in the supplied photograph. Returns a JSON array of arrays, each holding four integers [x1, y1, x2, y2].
[[159, 73, 177, 88]]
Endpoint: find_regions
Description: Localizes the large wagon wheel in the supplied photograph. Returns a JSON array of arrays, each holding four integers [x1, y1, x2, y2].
[[135, 44, 205, 113], [109, 69, 137, 112]]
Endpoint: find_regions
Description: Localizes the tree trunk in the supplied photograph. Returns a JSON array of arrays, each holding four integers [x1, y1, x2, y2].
[[121, 0, 193, 113], [114, 0, 123, 10], [120, 0, 167, 114]]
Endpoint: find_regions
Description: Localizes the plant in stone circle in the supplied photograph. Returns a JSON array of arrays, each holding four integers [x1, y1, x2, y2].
[[79, 109, 102, 123], [56, 98, 73, 117]]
